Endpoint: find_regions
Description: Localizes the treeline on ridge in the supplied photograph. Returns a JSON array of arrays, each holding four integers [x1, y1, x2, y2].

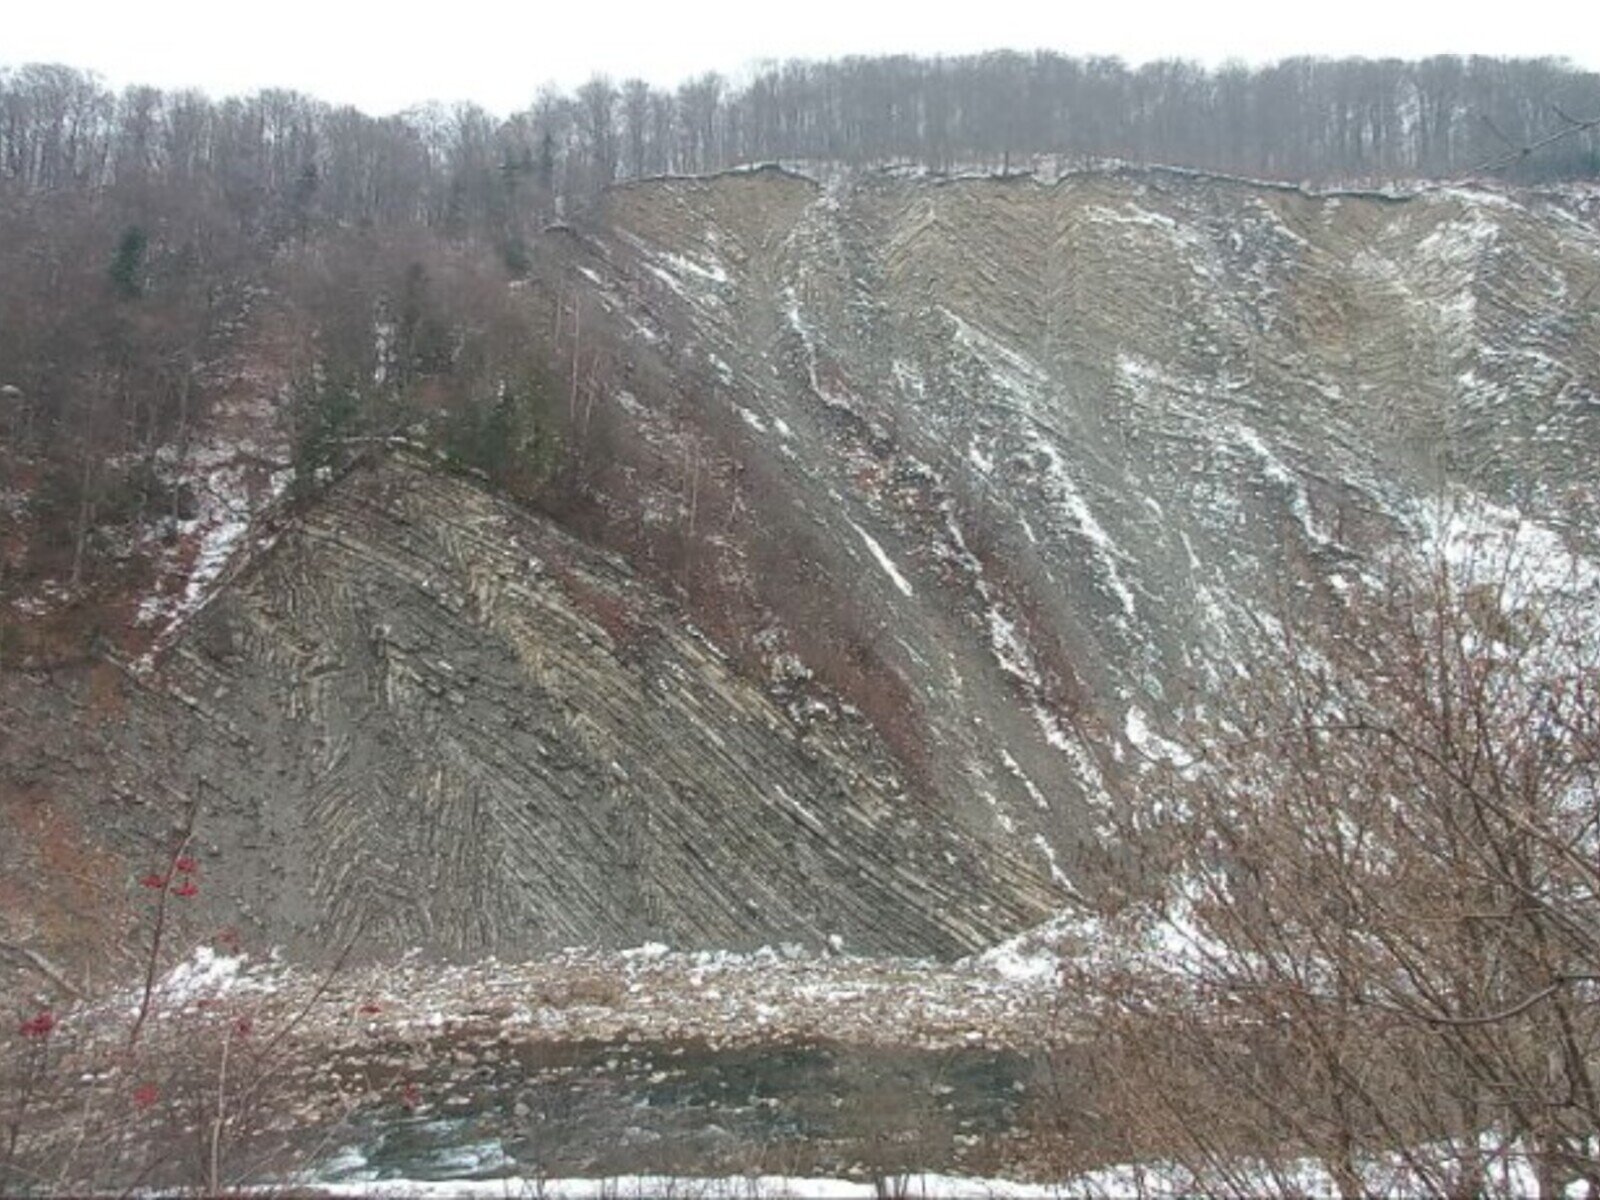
[[4, 53, 1599, 223], [2, 50, 1598, 658]]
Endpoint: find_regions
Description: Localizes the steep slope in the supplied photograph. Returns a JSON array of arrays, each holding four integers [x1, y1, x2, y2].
[[1, 453, 1059, 964], [5, 167, 1598, 977], [539, 167, 1600, 891]]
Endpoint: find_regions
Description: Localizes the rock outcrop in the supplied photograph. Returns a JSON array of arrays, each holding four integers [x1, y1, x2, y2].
[[536, 167, 1600, 880], [2, 454, 1060, 962], [5, 167, 1598, 971]]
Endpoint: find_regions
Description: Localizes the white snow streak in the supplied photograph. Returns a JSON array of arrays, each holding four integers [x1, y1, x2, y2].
[[850, 521, 915, 597]]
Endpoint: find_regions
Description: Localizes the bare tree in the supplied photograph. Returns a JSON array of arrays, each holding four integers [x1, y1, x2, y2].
[[1057, 545, 1600, 1198], [575, 75, 619, 194]]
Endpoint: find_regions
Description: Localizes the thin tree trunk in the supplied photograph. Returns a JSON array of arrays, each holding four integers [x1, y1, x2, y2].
[[69, 450, 94, 590]]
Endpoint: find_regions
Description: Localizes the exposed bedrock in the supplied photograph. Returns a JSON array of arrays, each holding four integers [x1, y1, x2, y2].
[[5, 168, 1599, 971]]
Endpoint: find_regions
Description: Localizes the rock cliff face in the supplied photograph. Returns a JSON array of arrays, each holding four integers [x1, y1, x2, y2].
[[4, 167, 1598, 969], [538, 166, 1600, 883], [2, 454, 1059, 961]]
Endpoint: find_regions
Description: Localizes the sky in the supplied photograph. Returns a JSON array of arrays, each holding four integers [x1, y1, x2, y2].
[[4, 0, 1595, 115]]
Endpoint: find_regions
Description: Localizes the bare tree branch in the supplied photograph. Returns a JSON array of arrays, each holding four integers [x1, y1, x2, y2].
[[0, 941, 81, 999]]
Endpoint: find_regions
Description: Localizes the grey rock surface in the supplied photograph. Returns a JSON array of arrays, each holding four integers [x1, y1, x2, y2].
[[5, 168, 1598, 969], [3, 454, 1060, 961], [544, 167, 1600, 882]]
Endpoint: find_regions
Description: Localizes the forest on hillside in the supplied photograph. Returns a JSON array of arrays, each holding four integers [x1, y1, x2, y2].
[[4, 53, 1600, 218], [2, 51, 1598, 659]]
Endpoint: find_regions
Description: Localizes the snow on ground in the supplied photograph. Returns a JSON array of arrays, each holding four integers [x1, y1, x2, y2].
[[69, 934, 1563, 1200], [1223, 419, 1332, 549], [946, 311, 1049, 392], [60, 943, 1066, 1066], [616, 231, 731, 308], [974, 589, 1114, 826], [997, 750, 1049, 813], [983, 609, 1035, 685], [1122, 706, 1193, 770], [284, 1170, 1079, 1198], [1409, 488, 1600, 728], [1415, 208, 1501, 269], [965, 865, 1243, 1002], [943, 310, 1139, 628], [1417, 488, 1600, 602], [148, 946, 272, 1008], [849, 519, 916, 598], [780, 283, 858, 417], [132, 393, 292, 662], [77, 946, 286, 1028], [275, 1145, 1568, 1199], [5, 387, 290, 652], [1083, 201, 1213, 263], [660, 249, 731, 287], [281, 1136, 1577, 1198], [1024, 434, 1139, 623], [1031, 834, 1071, 889]]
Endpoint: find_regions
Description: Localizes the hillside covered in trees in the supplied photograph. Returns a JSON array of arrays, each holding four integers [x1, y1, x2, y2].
[[3, 52, 1597, 653], [5, 53, 1600, 215]]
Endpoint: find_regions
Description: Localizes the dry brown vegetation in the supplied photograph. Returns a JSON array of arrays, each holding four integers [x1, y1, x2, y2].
[[1043, 546, 1600, 1197]]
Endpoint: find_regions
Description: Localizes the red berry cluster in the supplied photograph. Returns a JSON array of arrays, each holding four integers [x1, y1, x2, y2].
[[17, 1010, 55, 1039], [139, 851, 202, 896]]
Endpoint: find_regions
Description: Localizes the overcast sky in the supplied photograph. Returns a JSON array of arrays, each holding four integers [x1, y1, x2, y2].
[[5, 0, 1594, 115]]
